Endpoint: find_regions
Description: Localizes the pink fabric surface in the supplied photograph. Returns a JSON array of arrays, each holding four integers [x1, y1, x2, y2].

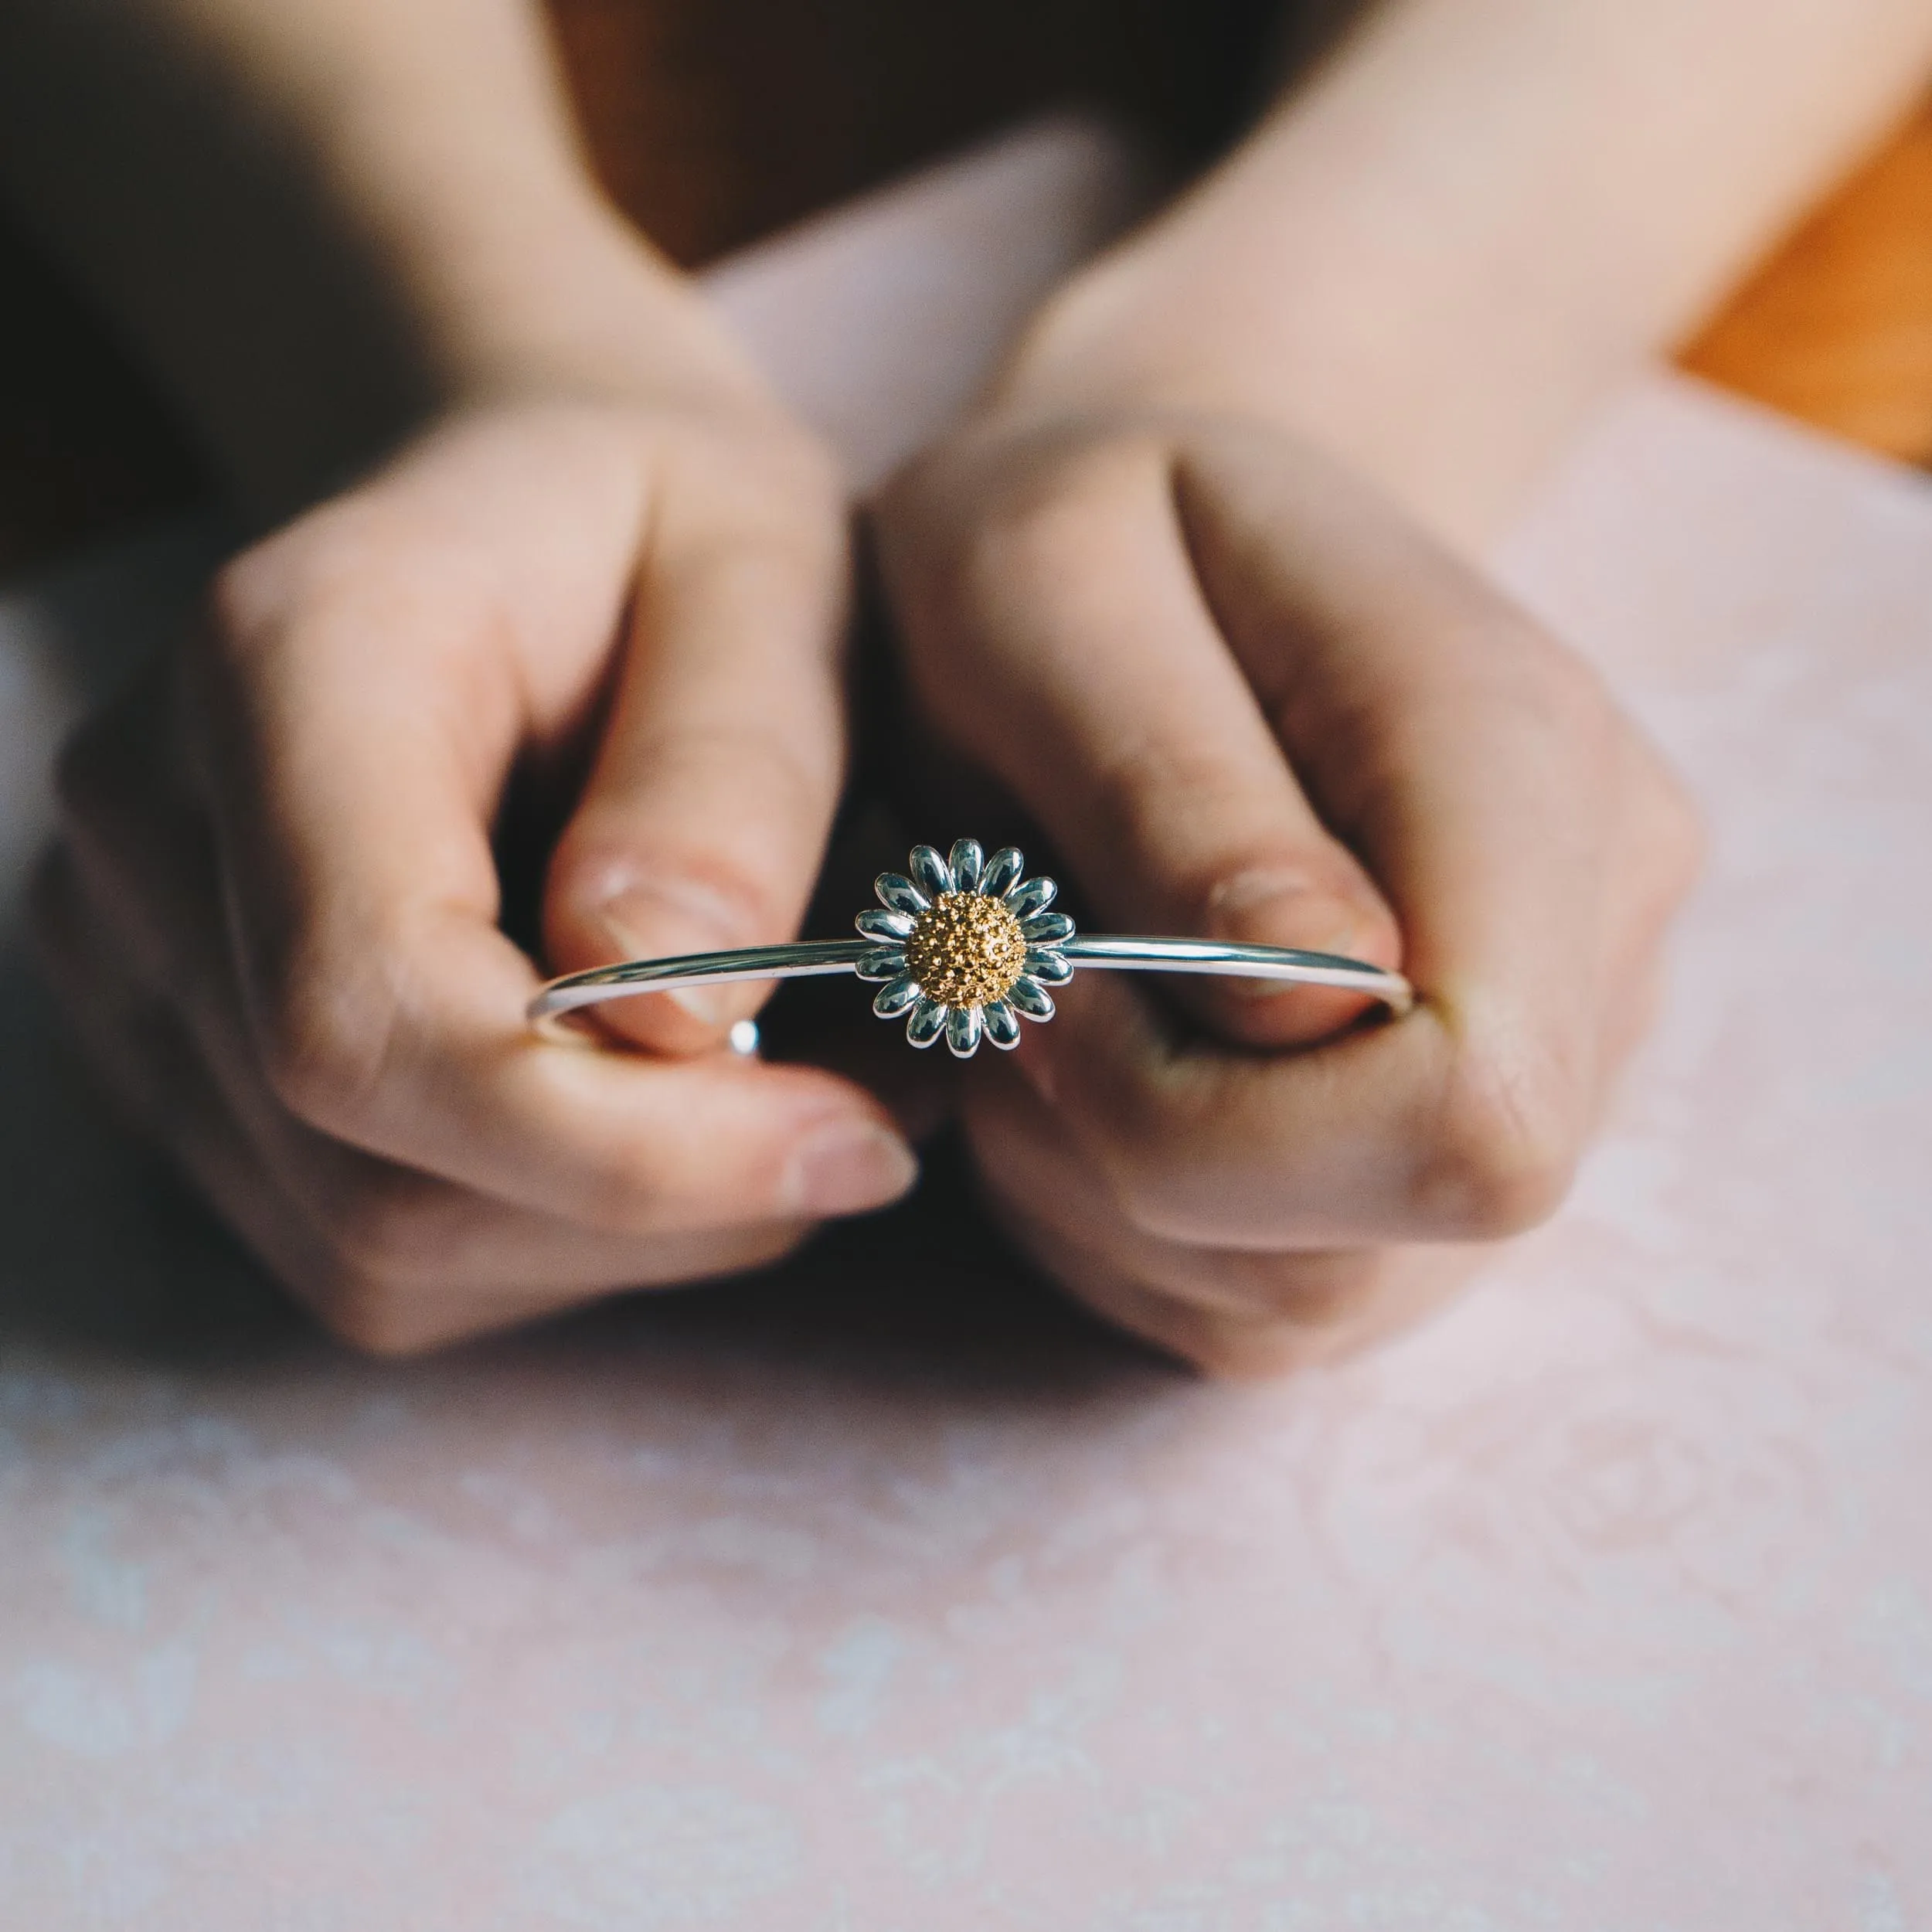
[[2, 128, 1930, 1929]]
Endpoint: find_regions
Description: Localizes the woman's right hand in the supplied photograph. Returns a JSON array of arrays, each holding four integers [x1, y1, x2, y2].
[[32, 388, 920, 1354], [873, 405, 1702, 1377]]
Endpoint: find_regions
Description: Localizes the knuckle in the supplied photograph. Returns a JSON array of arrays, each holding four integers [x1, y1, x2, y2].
[[1175, 1311, 1328, 1383], [1417, 1040, 1582, 1239], [1220, 1247, 1386, 1326], [203, 532, 323, 655], [202, 501, 401, 668], [255, 948, 398, 1138]]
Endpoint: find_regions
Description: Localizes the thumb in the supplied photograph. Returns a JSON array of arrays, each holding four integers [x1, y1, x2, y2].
[[544, 437, 853, 1055], [885, 440, 1400, 1049]]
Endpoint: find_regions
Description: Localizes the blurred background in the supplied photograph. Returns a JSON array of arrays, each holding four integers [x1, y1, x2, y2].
[[2, 0, 1928, 583]]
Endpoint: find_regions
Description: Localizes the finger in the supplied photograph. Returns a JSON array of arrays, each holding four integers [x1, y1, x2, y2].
[[968, 1051, 1481, 1334], [181, 526, 915, 1234], [878, 427, 1401, 1048], [1002, 1205, 1476, 1380], [991, 1199, 1338, 1380], [543, 430, 851, 1053], [36, 836, 811, 1354], [1175, 427, 1644, 1063], [1007, 439, 1674, 1248], [1035, 1248, 1323, 1380]]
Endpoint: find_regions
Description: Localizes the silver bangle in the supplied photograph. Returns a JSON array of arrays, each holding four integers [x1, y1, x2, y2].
[[529, 839, 1413, 1059]]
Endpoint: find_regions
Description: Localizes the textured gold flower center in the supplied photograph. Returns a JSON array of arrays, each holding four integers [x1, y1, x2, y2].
[[903, 893, 1029, 1008]]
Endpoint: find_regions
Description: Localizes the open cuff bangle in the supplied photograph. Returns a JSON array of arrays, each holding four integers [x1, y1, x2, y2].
[[528, 840, 1413, 1059]]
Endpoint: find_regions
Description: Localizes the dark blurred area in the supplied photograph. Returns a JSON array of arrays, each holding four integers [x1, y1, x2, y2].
[[0, 219, 210, 579], [0, 0, 1927, 582], [0, 0, 1289, 579], [552, 0, 1296, 265]]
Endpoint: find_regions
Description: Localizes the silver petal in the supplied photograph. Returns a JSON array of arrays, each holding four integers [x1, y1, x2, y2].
[[1022, 910, 1074, 944], [872, 975, 921, 1018], [945, 1004, 984, 1058], [910, 845, 954, 900], [855, 907, 917, 942], [1007, 975, 1056, 1021], [979, 846, 1024, 897], [855, 946, 907, 982], [905, 997, 948, 1048], [947, 838, 984, 893], [1005, 874, 1057, 919], [875, 872, 930, 917], [981, 999, 1022, 1049], [1025, 948, 1073, 985]]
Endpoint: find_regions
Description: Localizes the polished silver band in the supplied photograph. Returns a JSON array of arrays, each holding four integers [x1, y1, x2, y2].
[[529, 841, 1412, 1058], [529, 934, 1413, 1036]]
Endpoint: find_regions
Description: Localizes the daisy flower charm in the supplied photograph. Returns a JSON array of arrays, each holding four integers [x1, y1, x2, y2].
[[852, 840, 1074, 1058]]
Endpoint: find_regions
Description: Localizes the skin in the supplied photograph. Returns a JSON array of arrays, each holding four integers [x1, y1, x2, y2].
[[870, 0, 1932, 1370], [5, 0, 1930, 1365], [3, 0, 923, 1353], [875, 413, 1699, 1372]]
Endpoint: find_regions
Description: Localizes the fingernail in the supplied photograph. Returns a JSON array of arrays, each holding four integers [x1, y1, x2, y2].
[[784, 1120, 920, 1217], [1207, 869, 1385, 993], [596, 885, 740, 1027], [667, 984, 729, 1026]]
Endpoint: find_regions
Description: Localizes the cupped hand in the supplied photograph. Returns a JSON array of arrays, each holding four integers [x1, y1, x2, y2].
[[872, 409, 1701, 1375], [33, 393, 918, 1353]]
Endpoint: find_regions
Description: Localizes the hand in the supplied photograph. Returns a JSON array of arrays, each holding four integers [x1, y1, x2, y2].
[[873, 408, 1701, 1376], [33, 393, 918, 1354]]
